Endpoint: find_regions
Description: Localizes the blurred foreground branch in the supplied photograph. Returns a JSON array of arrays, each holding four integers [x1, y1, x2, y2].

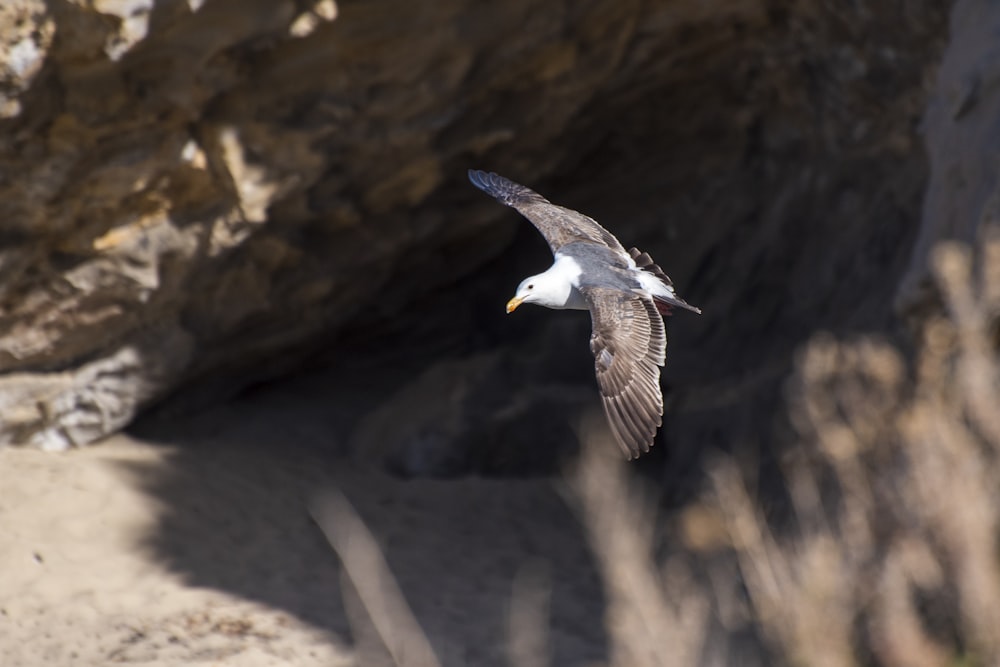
[[311, 491, 443, 667], [569, 414, 709, 667]]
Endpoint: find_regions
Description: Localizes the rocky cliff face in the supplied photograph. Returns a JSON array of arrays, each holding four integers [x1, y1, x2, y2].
[[0, 0, 961, 468]]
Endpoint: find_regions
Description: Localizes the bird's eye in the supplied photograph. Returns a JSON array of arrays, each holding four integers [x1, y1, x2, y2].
[[527, 284, 534, 290]]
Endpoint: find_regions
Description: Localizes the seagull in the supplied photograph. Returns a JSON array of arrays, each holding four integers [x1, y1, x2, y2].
[[468, 170, 701, 459]]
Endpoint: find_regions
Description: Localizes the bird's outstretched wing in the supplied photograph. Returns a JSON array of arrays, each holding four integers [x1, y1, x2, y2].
[[468, 170, 627, 255], [583, 286, 667, 458]]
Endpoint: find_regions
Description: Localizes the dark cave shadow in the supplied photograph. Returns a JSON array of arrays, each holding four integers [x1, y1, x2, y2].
[[124, 361, 612, 667]]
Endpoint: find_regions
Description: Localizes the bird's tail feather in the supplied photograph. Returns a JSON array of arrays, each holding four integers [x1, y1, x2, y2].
[[629, 247, 673, 286], [630, 247, 702, 315]]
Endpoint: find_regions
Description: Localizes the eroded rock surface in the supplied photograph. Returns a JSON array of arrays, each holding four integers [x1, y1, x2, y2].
[[0, 0, 953, 464]]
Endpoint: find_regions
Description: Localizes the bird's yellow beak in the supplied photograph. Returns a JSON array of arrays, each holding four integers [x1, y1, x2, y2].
[[506, 296, 523, 314]]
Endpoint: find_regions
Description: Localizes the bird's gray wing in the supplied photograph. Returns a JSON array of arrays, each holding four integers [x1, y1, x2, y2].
[[583, 286, 667, 459], [468, 170, 627, 255]]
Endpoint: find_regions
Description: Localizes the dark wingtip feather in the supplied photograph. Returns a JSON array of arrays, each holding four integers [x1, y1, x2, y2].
[[467, 169, 490, 190], [467, 170, 536, 207]]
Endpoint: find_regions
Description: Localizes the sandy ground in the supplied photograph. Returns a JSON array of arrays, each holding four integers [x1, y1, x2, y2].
[[0, 372, 609, 667]]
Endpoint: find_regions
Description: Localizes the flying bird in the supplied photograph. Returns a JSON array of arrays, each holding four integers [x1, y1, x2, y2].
[[468, 170, 701, 459]]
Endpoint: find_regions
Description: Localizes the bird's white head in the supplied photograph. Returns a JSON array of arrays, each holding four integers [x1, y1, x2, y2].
[[506, 266, 576, 313], [506, 276, 539, 313]]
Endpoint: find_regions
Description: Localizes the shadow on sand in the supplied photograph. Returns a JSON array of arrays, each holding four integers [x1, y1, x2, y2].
[[124, 364, 611, 667]]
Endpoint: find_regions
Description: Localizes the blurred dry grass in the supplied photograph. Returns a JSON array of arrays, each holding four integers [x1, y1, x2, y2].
[[692, 237, 1000, 666], [314, 237, 1000, 666], [723, 237, 1000, 667]]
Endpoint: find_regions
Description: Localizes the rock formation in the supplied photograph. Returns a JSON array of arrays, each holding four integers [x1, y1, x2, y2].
[[0, 0, 973, 474]]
